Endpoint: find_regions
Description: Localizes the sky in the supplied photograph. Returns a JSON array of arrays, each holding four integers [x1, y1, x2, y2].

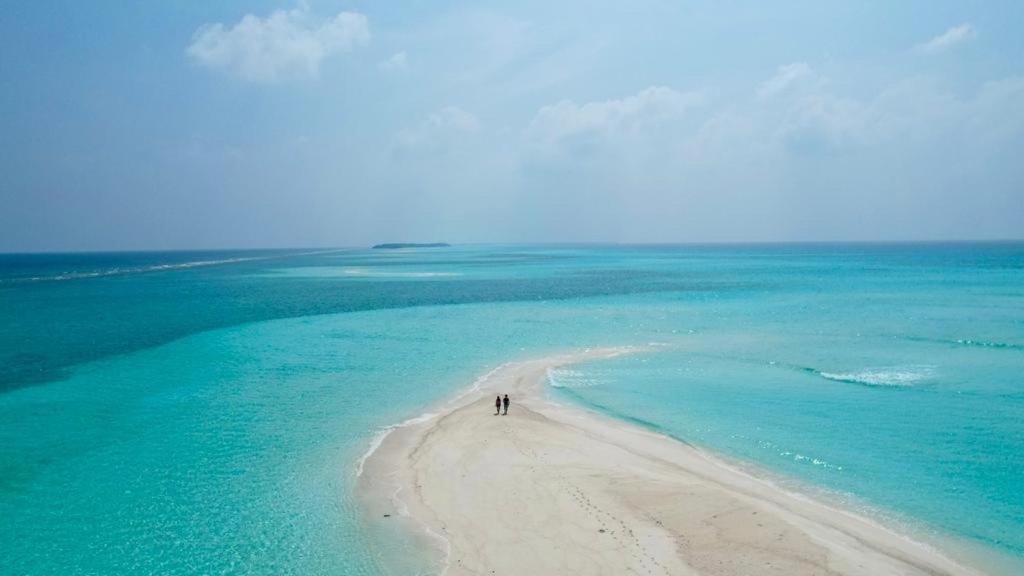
[[1, 1, 1022, 251]]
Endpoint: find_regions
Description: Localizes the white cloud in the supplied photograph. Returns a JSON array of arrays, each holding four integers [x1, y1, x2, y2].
[[776, 92, 867, 153], [397, 106, 481, 147], [187, 6, 370, 82], [915, 23, 975, 54], [758, 62, 813, 98], [526, 86, 701, 148], [428, 106, 481, 133], [380, 51, 408, 71], [510, 72, 1024, 234]]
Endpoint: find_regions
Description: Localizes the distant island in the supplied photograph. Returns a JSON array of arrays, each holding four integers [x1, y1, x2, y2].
[[371, 243, 451, 249]]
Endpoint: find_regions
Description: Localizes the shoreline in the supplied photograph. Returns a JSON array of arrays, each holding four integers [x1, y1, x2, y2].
[[357, 348, 989, 575]]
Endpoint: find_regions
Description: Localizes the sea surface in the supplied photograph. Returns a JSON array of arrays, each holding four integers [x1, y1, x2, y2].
[[1, 244, 1021, 574]]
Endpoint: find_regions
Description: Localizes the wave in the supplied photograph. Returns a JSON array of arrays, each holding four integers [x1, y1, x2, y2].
[[816, 366, 934, 387], [467, 363, 512, 395], [905, 335, 1023, 352], [546, 367, 599, 389], [744, 435, 845, 471], [4, 257, 264, 284], [355, 411, 439, 478], [357, 362, 511, 478], [952, 338, 1023, 351], [3, 249, 346, 284]]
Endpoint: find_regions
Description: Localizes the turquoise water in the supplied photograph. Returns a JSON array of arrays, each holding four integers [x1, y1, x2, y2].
[[1, 244, 1022, 573]]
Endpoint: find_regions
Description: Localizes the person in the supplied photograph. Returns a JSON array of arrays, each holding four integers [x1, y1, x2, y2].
[[495, 395, 501, 415], [502, 394, 510, 415]]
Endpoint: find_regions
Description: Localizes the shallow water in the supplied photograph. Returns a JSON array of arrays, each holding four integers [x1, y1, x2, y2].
[[1, 244, 1021, 573]]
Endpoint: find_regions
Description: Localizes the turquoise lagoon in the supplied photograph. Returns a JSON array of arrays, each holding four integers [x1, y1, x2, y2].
[[0, 244, 1021, 573]]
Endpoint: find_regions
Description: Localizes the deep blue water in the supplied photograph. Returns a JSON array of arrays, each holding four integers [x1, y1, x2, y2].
[[1, 244, 1021, 574]]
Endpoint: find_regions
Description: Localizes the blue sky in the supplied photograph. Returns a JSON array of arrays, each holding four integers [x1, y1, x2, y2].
[[1, 1, 1022, 250]]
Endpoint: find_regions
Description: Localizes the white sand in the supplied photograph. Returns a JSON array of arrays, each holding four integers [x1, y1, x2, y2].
[[358, 349, 986, 576]]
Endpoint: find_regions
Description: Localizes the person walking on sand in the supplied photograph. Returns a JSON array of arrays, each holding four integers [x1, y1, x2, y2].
[[495, 395, 501, 415], [503, 394, 510, 415]]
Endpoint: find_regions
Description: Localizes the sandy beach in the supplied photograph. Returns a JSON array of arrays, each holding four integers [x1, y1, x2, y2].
[[358, 349, 985, 576]]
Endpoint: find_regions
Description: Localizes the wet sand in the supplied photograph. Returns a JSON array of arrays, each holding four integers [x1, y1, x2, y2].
[[358, 349, 984, 576]]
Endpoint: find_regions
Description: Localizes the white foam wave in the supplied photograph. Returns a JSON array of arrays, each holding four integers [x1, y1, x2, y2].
[[357, 362, 514, 478], [819, 366, 934, 387], [779, 450, 844, 471], [955, 338, 1021, 350], [11, 258, 259, 283], [355, 411, 439, 478], [546, 367, 599, 389], [6, 249, 346, 284], [466, 362, 511, 395]]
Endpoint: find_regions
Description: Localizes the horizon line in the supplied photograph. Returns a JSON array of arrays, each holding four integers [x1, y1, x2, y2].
[[2, 238, 1023, 256]]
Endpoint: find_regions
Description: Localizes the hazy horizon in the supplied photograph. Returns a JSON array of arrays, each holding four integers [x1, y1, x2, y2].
[[2, 1, 1022, 252], [5, 238, 1024, 256]]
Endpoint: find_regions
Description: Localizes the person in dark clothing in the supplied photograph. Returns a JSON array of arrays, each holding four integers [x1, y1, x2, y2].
[[502, 394, 510, 415], [495, 395, 501, 415]]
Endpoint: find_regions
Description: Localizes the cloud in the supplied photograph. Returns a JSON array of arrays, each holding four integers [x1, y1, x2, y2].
[[431, 106, 480, 132], [380, 51, 408, 71], [758, 62, 813, 98], [502, 67, 1024, 239], [397, 106, 481, 148], [776, 92, 866, 154], [915, 23, 975, 54], [187, 6, 370, 82], [526, 86, 701, 149]]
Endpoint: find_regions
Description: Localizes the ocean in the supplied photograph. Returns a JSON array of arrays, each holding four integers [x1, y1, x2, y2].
[[1, 244, 1021, 574]]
